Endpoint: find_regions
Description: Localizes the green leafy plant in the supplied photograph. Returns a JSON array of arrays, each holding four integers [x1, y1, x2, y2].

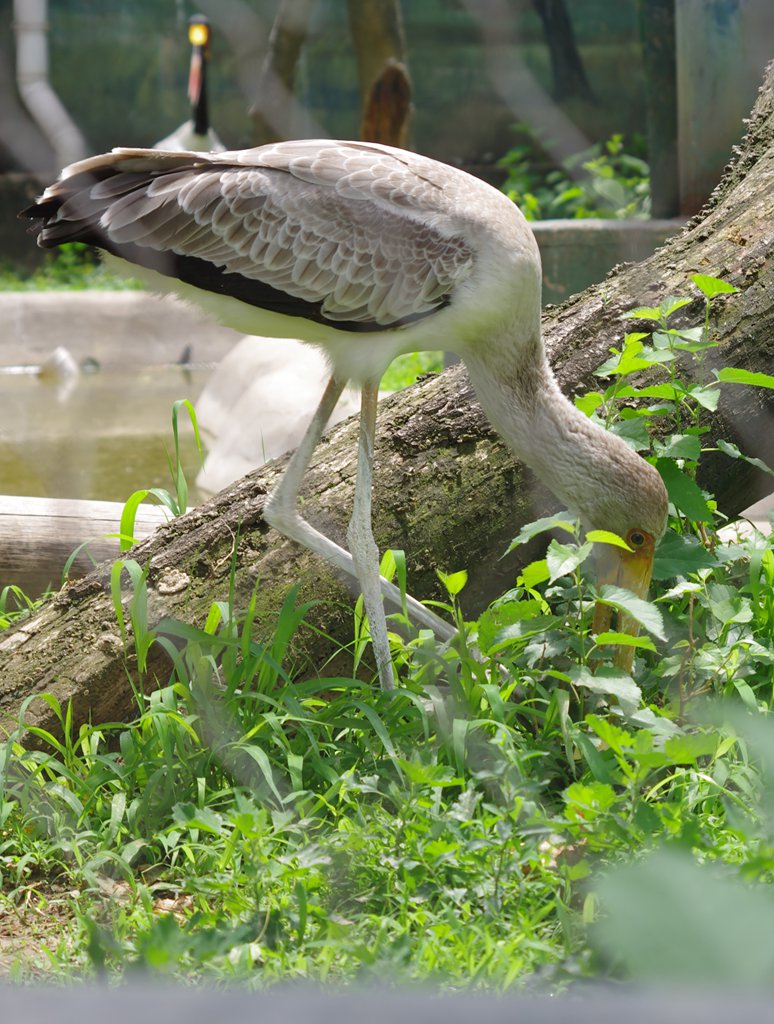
[[0, 243, 144, 291], [499, 132, 650, 220], [0, 584, 44, 631], [119, 398, 203, 549], [2, 273, 773, 989]]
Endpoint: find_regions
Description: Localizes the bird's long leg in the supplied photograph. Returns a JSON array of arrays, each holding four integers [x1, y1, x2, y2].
[[264, 374, 456, 649], [347, 378, 395, 690], [263, 374, 349, 563]]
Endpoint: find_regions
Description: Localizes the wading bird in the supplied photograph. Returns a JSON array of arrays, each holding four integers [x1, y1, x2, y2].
[[154, 15, 225, 153], [21, 141, 668, 690]]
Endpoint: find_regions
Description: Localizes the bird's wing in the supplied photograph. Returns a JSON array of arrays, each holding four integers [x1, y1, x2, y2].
[[27, 142, 475, 331]]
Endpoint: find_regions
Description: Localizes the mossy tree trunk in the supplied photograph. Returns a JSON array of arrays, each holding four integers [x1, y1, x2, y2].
[[2, 64, 774, 742]]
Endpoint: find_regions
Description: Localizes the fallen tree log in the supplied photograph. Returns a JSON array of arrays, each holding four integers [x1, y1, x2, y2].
[[2, 63, 774, 740]]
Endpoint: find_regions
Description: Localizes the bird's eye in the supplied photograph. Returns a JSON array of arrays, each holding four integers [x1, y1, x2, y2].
[[628, 530, 646, 548]]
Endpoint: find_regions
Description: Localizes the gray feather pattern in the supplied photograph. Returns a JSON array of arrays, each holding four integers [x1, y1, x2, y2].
[[37, 142, 477, 327]]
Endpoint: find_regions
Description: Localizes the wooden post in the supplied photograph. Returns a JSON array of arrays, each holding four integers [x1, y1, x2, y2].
[[348, 0, 412, 148], [639, 0, 679, 219], [0, 495, 176, 598]]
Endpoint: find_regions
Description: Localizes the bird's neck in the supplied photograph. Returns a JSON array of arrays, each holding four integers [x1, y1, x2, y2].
[[463, 334, 639, 529], [189, 48, 209, 135]]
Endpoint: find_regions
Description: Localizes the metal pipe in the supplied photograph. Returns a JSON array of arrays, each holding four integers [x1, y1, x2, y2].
[[14, 0, 88, 170]]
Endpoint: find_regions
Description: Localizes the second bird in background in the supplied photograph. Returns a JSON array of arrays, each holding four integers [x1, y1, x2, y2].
[[155, 14, 225, 153]]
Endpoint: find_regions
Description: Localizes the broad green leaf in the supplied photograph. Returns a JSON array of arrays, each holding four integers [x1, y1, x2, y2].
[[691, 273, 739, 298], [381, 550, 407, 621], [660, 579, 702, 599], [659, 295, 693, 319], [203, 601, 223, 636], [238, 746, 284, 803], [609, 417, 652, 451], [518, 558, 550, 589], [553, 687, 575, 767], [653, 433, 702, 461], [564, 780, 619, 817], [654, 326, 716, 353], [716, 367, 774, 390], [597, 584, 666, 640], [574, 731, 615, 783], [624, 305, 662, 321], [632, 382, 682, 401], [624, 706, 681, 739], [108, 791, 127, 842], [569, 664, 642, 706], [706, 584, 753, 625], [670, 326, 705, 343], [172, 802, 225, 835], [717, 438, 774, 478], [586, 715, 636, 753], [636, 345, 677, 365], [586, 529, 632, 551], [119, 839, 147, 866], [490, 615, 559, 649], [652, 531, 717, 579], [593, 631, 657, 652], [547, 539, 592, 581], [575, 391, 605, 416], [624, 296, 691, 322], [352, 701, 403, 778], [506, 513, 578, 551], [690, 385, 721, 410], [286, 752, 304, 794], [437, 568, 468, 597], [486, 596, 544, 621], [477, 599, 546, 651], [664, 732, 720, 764], [732, 676, 758, 711], [595, 333, 655, 376], [674, 338, 717, 354], [656, 458, 713, 522], [396, 759, 460, 787]]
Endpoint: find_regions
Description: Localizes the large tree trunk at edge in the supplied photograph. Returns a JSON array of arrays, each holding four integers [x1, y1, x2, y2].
[[2, 64, 774, 742]]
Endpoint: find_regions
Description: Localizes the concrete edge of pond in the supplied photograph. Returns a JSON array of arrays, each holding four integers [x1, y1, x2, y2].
[[531, 218, 684, 305], [0, 290, 240, 368]]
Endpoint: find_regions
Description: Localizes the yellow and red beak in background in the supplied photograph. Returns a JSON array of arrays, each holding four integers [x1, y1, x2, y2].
[[592, 529, 657, 672], [188, 18, 210, 49], [187, 18, 210, 106]]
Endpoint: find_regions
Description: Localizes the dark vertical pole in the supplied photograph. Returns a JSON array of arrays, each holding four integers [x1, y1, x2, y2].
[[639, 0, 679, 218], [532, 0, 593, 102]]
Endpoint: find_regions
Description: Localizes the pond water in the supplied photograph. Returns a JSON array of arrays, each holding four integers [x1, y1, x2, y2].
[[0, 364, 210, 505]]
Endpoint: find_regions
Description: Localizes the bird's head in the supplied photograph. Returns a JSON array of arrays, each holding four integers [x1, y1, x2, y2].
[[587, 456, 668, 671]]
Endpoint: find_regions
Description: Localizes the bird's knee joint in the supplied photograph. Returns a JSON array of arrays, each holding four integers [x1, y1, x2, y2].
[[263, 493, 296, 534]]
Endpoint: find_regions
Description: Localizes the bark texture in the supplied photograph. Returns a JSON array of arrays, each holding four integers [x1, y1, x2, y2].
[[348, 0, 412, 147], [2, 64, 774, 742]]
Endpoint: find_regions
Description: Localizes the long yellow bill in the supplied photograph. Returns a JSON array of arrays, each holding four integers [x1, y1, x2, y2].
[[592, 532, 656, 672]]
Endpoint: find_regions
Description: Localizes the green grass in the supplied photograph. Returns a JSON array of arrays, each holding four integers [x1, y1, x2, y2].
[[381, 350, 444, 391], [1, 274, 774, 986], [0, 243, 143, 291]]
